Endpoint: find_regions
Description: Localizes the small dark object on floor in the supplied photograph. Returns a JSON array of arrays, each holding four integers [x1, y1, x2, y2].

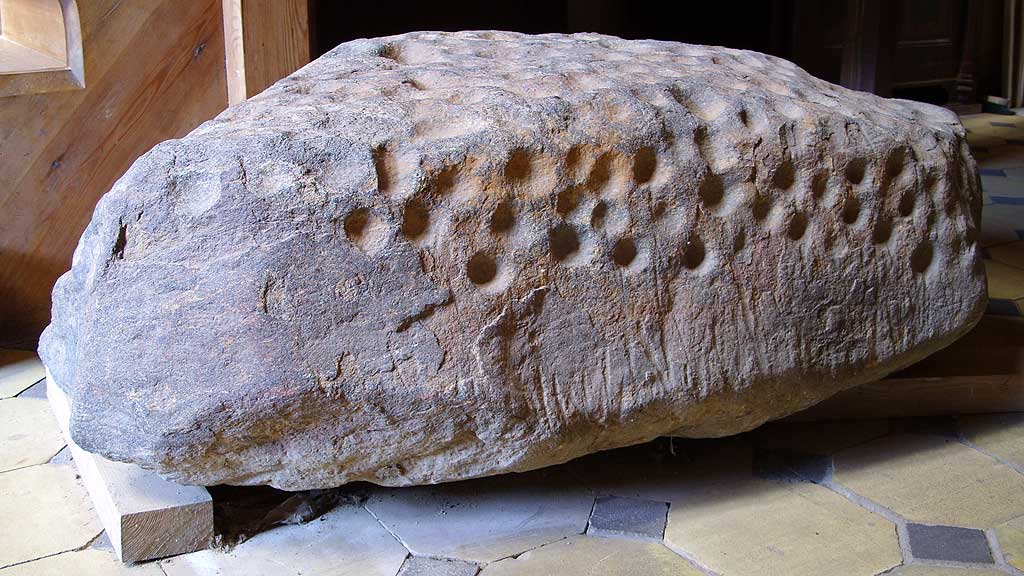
[[208, 484, 368, 547]]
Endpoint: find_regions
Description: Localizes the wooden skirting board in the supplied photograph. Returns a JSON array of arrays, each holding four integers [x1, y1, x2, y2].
[[46, 370, 213, 563]]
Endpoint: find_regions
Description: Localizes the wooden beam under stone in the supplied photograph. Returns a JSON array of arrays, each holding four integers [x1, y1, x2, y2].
[[46, 370, 213, 563], [790, 315, 1024, 421]]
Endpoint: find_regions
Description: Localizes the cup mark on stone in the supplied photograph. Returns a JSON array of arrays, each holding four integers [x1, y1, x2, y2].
[[611, 237, 637, 267], [490, 198, 515, 233], [732, 229, 746, 253], [872, 218, 893, 244], [699, 173, 724, 208], [811, 172, 829, 201], [786, 211, 808, 241], [373, 146, 397, 195], [885, 148, 906, 182], [504, 148, 534, 183], [549, 222, 580, 261], [401, 197, 430, 239], [682, 235, 705, 270], [897, 189, 916, 217], [845, 158, 867, 185], [343, 207, 387, 254], [751, 194, 772, 222], [587, 152, 614, 191], [910, 240, 934, 274], [377, 43, 403, 63], [565, 145, 585, 180], [556, 185, 585, 218], [466, 252, 498, 285], [344, 208, 371, 240], [772, 160, 796, 191], [841, 195, 861, 225], [590, 200, 609, 229], [632, 147, 657, 184]]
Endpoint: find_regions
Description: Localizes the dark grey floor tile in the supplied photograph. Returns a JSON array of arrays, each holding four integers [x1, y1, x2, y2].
[[587, 495, 669, 539], [906, 523, 993, 563]]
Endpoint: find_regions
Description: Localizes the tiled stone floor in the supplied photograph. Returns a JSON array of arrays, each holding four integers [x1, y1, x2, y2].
[[1, 112, 1023, 576]]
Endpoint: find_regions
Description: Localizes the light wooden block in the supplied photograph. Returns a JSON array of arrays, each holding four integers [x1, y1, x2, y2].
[[46, 369, 213, 563]]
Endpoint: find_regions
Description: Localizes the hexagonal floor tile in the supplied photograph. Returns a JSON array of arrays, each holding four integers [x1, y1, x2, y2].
[[0, 398, 66, 473], [364, 468, 592, 563], [0, 549, 163, 575], [479, 535, 705, 576], [664, 475, 900, 576], [958, 413, 1024, 470], [833, 434, 1024, 527], [995, 515, 1024, 571], [159, 504, 407, 576], [0, 464, 102, 568]]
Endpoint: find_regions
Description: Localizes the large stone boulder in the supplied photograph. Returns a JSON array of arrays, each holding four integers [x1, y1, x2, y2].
[[40, 31, 985, 489]]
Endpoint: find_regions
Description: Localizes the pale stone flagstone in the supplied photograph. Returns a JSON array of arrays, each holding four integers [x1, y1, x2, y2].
[[833, 434, 1024, 527], [37, 31, 985, 489], [663, 476, 901, 576], [0, 398, 65, 472], [158, 504, 407, 576], [0, 549, 163, 575], [396, 556, 479, 576], [0, 350, 44, 399], [995, 514, 1024, 571], [364, 469, 593, 563], [958, 413, 1024, 470], [480, 535, 706, 576], [0, 464, 102, 568]]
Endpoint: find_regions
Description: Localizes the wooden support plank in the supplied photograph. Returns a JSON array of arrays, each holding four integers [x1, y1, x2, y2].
[[788, 375, 1024, 421], [222, 0, 311, 105], [790, 315, 1024, 421], [46, 370, 213, 563]]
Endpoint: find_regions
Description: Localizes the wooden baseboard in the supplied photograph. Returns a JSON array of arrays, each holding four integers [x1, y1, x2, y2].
[[46, 370, 213, 563]]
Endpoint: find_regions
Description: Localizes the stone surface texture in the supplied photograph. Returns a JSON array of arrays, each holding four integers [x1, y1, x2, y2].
[[39, 31, 985, 489]]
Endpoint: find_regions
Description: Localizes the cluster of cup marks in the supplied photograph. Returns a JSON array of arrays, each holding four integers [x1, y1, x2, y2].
[[341, 140, 949, 290]]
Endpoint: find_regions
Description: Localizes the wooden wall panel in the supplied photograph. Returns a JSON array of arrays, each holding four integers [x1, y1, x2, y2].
[[223, 0, 310, 104], [0, 0, 228, 348]]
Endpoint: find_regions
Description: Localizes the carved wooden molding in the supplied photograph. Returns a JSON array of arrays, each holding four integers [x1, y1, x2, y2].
[[0, 0, 83, 97]]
